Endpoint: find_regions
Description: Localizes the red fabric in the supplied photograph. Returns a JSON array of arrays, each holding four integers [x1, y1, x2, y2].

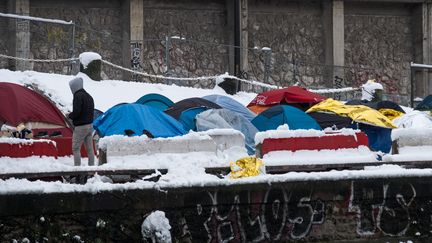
[[260, 132, 369, 156], [49, 137, 96, 157], [248, 86, 326, 107], [0, 82, 68, 127], [0, 140, 57, 158]]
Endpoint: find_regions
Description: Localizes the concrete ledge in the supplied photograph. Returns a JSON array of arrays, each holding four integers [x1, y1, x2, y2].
[[98, 129, 245, 163]]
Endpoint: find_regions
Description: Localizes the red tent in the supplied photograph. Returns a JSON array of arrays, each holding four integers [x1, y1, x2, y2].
[[248, 86, 326, 107], [0, 82, 70, 134], [247, 86, 326, 114]]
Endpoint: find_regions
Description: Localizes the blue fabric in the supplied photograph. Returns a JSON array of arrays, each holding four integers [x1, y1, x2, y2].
[[252, 105, 322, 131], [360, 124, 392, 153], [135, 93, 174, 111], [196, 109, 259, 155], [203, 95, 256, 121], [93, 103, 186, 137], [179, 107, 208, 131]]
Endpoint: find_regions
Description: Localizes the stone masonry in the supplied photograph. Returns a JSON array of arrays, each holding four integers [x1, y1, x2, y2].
[[0, 0, 430, 104]]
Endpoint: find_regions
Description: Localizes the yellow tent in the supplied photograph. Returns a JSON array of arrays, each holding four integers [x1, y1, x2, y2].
[[306, 99, 396, 129]]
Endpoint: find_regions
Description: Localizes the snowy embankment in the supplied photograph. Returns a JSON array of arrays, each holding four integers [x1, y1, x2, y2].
[[2, 69, 432, 194]]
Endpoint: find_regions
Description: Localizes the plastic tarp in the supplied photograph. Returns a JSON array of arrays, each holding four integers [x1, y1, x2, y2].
[[393, 110, 432, 128], [135, 93, 174, 111], [196, 109, 259, 155], [203, 94, 256, 121], [0, 82, 68, 127], [252, 105, 322, 132], [93, 103, 186, 138], [415, 95, 432, 111], [307, 99, 396, 129]]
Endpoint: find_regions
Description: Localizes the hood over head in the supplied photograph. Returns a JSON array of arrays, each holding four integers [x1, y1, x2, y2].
[[69, 77, 83, 94]]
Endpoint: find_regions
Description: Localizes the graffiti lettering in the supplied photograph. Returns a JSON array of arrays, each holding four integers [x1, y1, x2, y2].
[[349, 181, 416, 236], [180, 187, 325, 242]]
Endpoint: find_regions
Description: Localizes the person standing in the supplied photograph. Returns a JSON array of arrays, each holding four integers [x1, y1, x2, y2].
[[68, 77, 95, 166]]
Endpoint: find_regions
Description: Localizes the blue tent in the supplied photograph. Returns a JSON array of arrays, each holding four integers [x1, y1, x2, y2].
[[179, 107, 209, 131], [93, 103, 186, 138], [93, 109, 104, 121], [135, 93, 174, 111], [196, 109, 258, 155], [252, 105, 322, 131], [203, 95, 256, 121]]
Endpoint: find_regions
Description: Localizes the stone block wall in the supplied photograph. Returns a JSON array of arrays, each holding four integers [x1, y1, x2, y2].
[[0, 2, 9, 69], [345, 3, 414, 104], [29, 0, 124, 79], [141, 0, 229, 88], [248, 0, 324, 89]]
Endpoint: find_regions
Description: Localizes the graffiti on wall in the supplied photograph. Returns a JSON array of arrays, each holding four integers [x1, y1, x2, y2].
[[130, 41, 143, 80], [175, 188, 325, 242], [349, 181, 416, 236]]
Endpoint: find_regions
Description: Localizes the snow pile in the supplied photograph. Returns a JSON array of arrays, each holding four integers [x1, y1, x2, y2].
[[0, 137, 55, 146], [263, 146, 377, 166], [79, 52, 102, 68], [141, 211, 172, 243], [0, 69, 255, 113], [393, 110, 432, 128], [361, 79, 383, 101], [255, 126, 360, 145]]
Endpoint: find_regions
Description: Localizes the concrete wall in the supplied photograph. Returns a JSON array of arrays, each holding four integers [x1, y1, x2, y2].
[[1, 176, 432, 242], [345, 2, 415, 104], [29, 0, 124, 78]]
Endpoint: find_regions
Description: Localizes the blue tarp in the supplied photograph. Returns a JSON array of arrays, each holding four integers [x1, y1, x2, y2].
[[203, 95, 256, 121], [359, 123, 392, 153], [93, 103, 186, 138], [135, 93, 174, 111], [252, 105, 322, 131], [196, 109, 258, 155]]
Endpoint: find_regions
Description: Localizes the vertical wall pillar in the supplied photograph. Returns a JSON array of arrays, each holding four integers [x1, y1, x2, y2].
[[8, 0, 30, 71], [323, 0, 344, 86], [240, 0, 248, 74], [423, 3, 432, 96], [130, 0, 144, 80]]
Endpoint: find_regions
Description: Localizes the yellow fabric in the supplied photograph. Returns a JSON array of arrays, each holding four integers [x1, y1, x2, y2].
[[230, 157, 264, 179], [378, 108, 404, 121], [306, 99, 396, 128]]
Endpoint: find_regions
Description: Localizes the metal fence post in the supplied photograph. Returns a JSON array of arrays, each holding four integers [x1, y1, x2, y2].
[[262, 47, 272, 84]]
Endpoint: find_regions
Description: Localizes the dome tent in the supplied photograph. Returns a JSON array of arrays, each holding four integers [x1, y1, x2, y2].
[[252, 105, 322, 132], [203, 94, 255, 121], [93, 103, 186, 138], [135, 93, 174, 111], [0, 82, 71, 136]]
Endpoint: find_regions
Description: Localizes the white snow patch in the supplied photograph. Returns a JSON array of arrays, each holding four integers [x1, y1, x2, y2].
[[255, 127, 360, 145], [79, 52, 102, 68], [141, 211, 172, 243]]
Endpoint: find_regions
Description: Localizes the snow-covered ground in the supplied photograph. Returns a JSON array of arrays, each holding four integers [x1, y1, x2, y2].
[[1, 69, 432, 194]]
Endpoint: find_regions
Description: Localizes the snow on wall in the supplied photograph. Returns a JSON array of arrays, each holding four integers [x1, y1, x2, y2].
[[255, 126, 360, 145]]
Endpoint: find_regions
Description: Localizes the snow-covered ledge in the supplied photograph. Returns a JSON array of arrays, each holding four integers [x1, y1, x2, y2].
[[98, 129, 245, 164]]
